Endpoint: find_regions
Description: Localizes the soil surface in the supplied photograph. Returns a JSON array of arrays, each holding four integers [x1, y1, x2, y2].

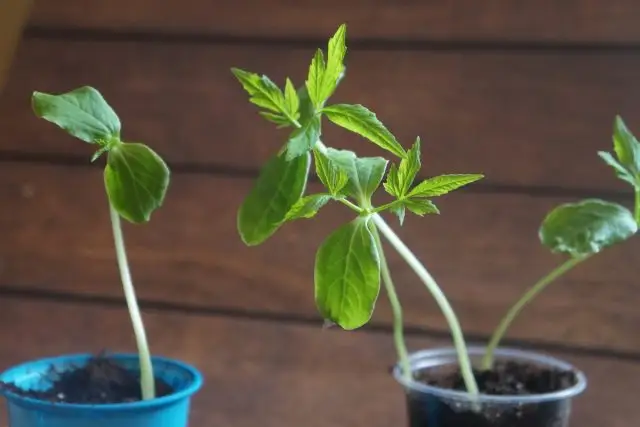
[[407, 360, 578, 427], [0, 354, 173, 404]]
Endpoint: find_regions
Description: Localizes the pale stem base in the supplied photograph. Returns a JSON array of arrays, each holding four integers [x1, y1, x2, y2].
[[109, 205, 156, 400]]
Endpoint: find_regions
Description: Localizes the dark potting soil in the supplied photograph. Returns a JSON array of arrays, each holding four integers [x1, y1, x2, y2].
[[407, 360, 578, 427], [0, 354, 173, 404]]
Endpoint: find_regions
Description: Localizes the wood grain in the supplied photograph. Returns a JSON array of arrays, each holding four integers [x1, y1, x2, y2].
[[0, 0, 32, 94], [0, 297, 637, 427], [27, 0, 640, 44], [3, 40, 640, 192], [1, 162, 638, 352]]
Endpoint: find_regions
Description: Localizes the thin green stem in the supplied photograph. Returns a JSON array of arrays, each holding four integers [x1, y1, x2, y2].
[[371, 200, 400, 215], [371, 225, 411, 380], [109, 205, 155, 400], [481, 255, 588, 370], [371, 213, 479, 396], [338, 198, 364, 213]]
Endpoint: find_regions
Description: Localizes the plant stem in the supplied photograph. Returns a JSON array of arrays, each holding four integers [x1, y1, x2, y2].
[[338, 198, 364, 213], [371, 213, 479, 396], [371, 225, 411, 381], [109, 205, 156, 400], [481, 255, 587, 370]]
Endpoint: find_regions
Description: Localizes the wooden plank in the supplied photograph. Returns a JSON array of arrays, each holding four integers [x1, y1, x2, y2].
[[27, 0, 640, 44], [3, 40, 640, 192], [0, 297, 637, 427], [1, 162, 639, 352], [0, 0, 32, 94]]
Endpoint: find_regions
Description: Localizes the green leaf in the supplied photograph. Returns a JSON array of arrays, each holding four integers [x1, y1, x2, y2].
[[313, 149, 348, 196], [320, 24, 347, 103], [384, 137, 421, 197], [326, 148, 388, 205], [237, 152, 311, 245], [32, 86, 120, 145], [323, 104, 406, 158], [284, 78, 300, 120], [306, 49, 326, 107], [408, 174, 484, 198], [297, 85, 316, 124], [305, 24, 347, 108], [285, 115, 321, 160], [285, 194, 332, 220], [259, 112, 291, 128], [104, 142, 170, 223], [597, 151, 637, 187], [390, 204, 406, 226], [612, 115, 640, 175], [231, 68, 293, 121], [314, 217, 380, 330], [403, 198, 440, 216], [539, 199, 637, 257]]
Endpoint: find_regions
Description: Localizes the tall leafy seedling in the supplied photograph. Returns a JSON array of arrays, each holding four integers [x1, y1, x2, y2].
[[32, 87, 170, 400], [232, 24, 484, 395], [481, 116, 639, 369]]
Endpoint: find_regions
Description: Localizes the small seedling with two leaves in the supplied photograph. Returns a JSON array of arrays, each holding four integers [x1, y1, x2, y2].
[[31, 87, 170, 400], [481, 116, 640, 369], [232, 23, 640, 397]]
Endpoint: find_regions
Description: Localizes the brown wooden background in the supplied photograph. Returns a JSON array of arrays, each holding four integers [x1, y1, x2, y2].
[[1, 1, 640, 426]]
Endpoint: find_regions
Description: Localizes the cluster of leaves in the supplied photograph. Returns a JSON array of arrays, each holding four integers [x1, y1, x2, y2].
[[538, 117, 640, 258], [31, 87, 170, 223], [232, 24, 483, 330]]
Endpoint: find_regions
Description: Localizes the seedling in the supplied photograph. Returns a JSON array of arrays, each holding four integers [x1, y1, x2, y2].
[[481, 116, 639, 369], [232, 23, 640, 398], [231, 24, 484, 395], [31, 87, 170, 400]]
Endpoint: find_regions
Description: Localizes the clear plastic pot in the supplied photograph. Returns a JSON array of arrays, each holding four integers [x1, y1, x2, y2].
[[392, 347, 587, 427]]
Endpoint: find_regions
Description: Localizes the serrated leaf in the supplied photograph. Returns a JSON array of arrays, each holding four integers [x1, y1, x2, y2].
[[598, 151, 637, 187], [539, 199, 637, 257], [409, 174, 484, 198], [306, 49, 326, 107], [260, 112, 291, 128], [385, 137, 421, 197], [390, 204, 406, 226], [314, 217, 380, 330], [285, 115, 321, 160], [613, 116, 640, 175], [285, 194, 332, 220], [284, 78, 300, 120], [104, 142, 170, 224], [320, 24, 347, 103], [403, 198, 440, 216], [238, 152, 311, 245], [314, 149, 349, 196], [326, 148, 388, 205], [297, 85, 316, 124], [232, 68, 292, 120], [32, 86, 120, 145], [323, 104, 406, 159]]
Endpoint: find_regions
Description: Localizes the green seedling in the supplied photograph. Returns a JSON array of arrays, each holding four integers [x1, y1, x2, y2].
[[32, 87, 170, 400], [231, 24, 484, 395], [481, 116, 639, 369], [232, 23, 640, 398]]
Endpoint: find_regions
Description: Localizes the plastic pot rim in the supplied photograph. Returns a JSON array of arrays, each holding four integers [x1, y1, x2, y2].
[[0, 353, 203, 413], [392, 346, 587, 404]]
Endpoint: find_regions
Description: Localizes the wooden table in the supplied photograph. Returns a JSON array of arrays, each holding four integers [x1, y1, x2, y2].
[[1, 1, 639, 425]]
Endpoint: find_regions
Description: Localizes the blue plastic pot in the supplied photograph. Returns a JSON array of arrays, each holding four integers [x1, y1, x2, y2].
[[0, 353, 203, 427]]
